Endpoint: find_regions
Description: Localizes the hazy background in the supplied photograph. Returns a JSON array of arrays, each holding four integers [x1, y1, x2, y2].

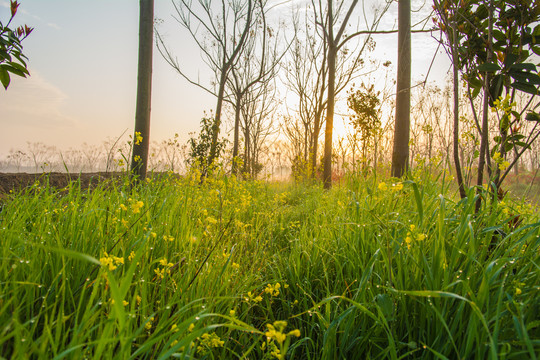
[[0, 0, 450, 158]]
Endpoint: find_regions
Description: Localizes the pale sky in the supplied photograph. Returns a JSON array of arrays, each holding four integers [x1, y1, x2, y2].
[[0, 0, 450, 158]]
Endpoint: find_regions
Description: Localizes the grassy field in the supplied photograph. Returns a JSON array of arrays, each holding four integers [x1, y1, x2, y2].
[[0, 166, 539, 359]]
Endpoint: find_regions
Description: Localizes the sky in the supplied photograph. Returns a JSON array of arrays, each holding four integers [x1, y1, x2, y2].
[[0, 0, 450, 158]]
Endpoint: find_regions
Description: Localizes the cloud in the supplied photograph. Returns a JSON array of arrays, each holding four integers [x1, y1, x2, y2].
[[46, 22, 61, 30], [0, 71, 79, 128]]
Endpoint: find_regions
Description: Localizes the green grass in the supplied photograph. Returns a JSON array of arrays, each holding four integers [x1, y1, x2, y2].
[[0, 168, 538, 359]]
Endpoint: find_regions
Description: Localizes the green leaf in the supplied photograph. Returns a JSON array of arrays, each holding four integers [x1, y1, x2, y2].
[[0, 66, 10, 89], [510, 63, 538, 72], [477, 62, 501, 72], [374, 293, 395, 322], [511, 82, 539, 95], [31, 243, 101, 266], [7, 61, 29, 75], [504, 53, 519, 68], [489, 75, 504, 105], [515, 141, 530, 149], [492, 30, 506, 42], [525, 112, 540, 121], [508, 134, 525, 141], [3, 63, 27, 77]]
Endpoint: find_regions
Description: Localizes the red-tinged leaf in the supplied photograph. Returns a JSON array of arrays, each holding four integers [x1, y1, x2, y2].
[[10, 1, 20, 17]]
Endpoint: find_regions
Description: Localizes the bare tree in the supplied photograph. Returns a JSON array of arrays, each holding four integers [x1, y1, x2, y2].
[[241, 78, 280, 177], [311, 0, 391, 188], [157, 0, 257, 168], [284, 1, 387, 183], [226, 6, 284, 174]]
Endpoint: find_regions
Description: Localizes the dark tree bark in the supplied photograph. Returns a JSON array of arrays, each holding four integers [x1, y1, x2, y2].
[[130, 0, 154, 180], [391, 0, 411, 178]]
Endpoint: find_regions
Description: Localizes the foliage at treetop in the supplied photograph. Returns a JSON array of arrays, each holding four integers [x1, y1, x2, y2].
[[434, 0, 540, 190], [0, 0, 33, 89]]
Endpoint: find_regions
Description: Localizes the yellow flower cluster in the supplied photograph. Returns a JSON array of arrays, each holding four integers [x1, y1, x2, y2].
[[491, 94, 516, 115], [134, 131, 143, 145], [130, 198, 144, 214], [154, 258, 174, 279], [245, 291, 263, 303], [197, 332, 224, 355], [378, 182, 403, 192], [265, 283, 281, 297], [265, 321, 301, 345], [100, 252, 124, 271], [492, 152, 510, 171], [162, 235, 174, 242], [261, 339, 282, 359], [404, 224, 426, 249], [145, 316, 154, 330]]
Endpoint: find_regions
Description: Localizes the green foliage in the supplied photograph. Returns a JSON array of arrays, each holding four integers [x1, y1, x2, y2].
[[0, 1, 33, 89], [188, 115, 228, 173], [347, 83, 382, 142], [434, 0, 540, 189], [0, 171, 538, 358]]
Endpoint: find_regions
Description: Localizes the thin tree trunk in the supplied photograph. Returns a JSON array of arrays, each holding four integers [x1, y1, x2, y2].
[[452, 22, 466, 199], [131, 0, 154, 181], [476, 0, 493, 212], [391, 0, 411, 178], [232, 92, 242, 175], [208, 69, 228, 167], [310, 112, 321, 177], [323, 42, 336, 189]]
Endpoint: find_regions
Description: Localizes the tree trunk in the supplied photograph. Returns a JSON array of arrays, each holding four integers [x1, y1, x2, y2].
[[231, 91, 242, 175], [476, 0, 493, 212], [208, 69, 228, 167], [131, 0, 154, 181], [310, 112, 321, 178], [452, 22, 466, 199], [391, 0, 411, 178], [323, 42, 337, 189]]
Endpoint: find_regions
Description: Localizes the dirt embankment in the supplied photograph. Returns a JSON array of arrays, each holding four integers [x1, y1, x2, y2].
[[0, 172, 124, 195]]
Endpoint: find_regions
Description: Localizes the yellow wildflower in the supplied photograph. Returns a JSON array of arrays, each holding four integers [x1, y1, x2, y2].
[[135, 131, 143, 145], [131, 200, 144, 214], [145, 316, 154, 330], [378, 182, 388, 191], [265, 283, 281, 296], [245, 291, 263, 303], [197, 333, 224, 355]]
